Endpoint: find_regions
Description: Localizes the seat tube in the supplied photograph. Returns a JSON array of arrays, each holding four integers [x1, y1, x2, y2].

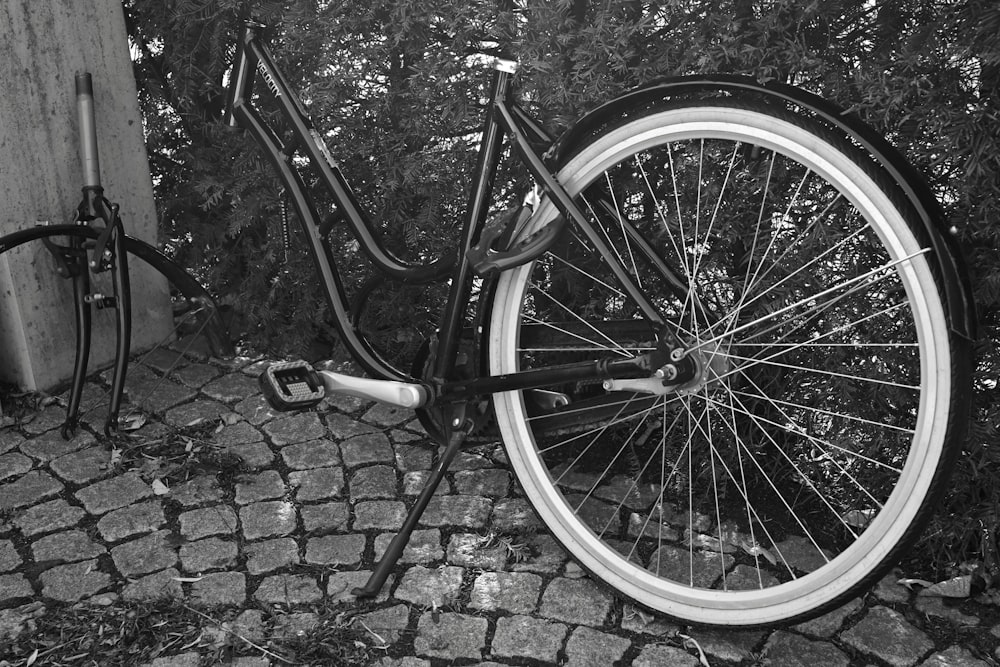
[[431, 69, 511, 380]]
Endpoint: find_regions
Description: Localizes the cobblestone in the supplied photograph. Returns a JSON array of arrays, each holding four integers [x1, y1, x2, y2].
[[539, 577, 612, 626], [246, 538, 300, 574], [453, 469, 509, 496], [354, 500, 407, 530], [19, 429, 95, 461], [234, 395, 281, 426], [110, 531, 177, 576], [191, 572, 246, 607], [299, 501, 350, 532], [174, 363, 219, 388], [231, 608, 266, 645], [792, 597, 864, 637], [179, 505, 239, 540], [349, 464, 397, 499], [0, 573, 34, 601], [393, 565, 464, 606], [288, 467, 344, 501], [202, 373, 258, 403], [374, 529, 442, 564], [76, 473, 151, 515], [489, 497, 542, 532], [305, 533, 365, 566], [420, 495, 491, 529], [446, 533, 508, 570], [122, 568, 184, 601], [402, 470, 452, 495], [49, 447, 111, 484], [0, 453, 34, 482], [842, 606, 934, 667], [239, 501, 297, 540], [469, 571, 542, 614], [763, 630, 850, 667], [361, 403, 410, 427], [395, 444, 433, 471], [212, 420, 264, 446], [689, 628, 765, 663], [340, 432, 395, 467], [96, 501, 165, 542], [0, 363, 993, 665], [280, 440, 340, 469], [325, 412, 377, 438], [234, 470, 286, 504], [39, 559, 111, 602], [13, 499, 85, 537], [510, 535, 568, 574], [31, 530, 106, 563], [492, 615, 567, 663], [263, 413, 326, 446], [254, 574, 322, 605], [415, 612, 488, 660], [169, 475, 224, 506], [327, 570, 393, 604], [164, 399, 228, 427], [564, 626, 631, 667], [633, 644, 700, 667], [0, 471, 64, 510], [921, 646, 991, 667], [356, 604, 409, 644], [179, 537, 238, 572], [0, 540, 21, 572], [223, 441, 275, 468]]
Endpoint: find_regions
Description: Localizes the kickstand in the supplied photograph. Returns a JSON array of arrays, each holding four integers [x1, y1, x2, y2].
[[352, 405, 470, 598]]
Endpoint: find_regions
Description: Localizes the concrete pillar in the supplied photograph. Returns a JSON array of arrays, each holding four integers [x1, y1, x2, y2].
[[0, 0, 172, 390]]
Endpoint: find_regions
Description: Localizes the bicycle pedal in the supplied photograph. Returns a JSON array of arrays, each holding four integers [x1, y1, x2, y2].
[[259, 360, 325, 411]]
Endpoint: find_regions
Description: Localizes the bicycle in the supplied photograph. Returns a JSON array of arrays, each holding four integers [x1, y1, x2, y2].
[[0, 73, 233, 436], [225, 18, 976, 626]]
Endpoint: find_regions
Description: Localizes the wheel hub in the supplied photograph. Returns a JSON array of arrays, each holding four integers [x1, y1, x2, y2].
[[603, 338, 731, 396]]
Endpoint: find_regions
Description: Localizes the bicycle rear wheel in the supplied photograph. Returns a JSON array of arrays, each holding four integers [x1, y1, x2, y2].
[[0, 224, 231, 433], [489, 101, 968, 625]]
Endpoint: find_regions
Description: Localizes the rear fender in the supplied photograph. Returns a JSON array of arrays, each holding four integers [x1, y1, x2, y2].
[[552, 74, 976, 341]]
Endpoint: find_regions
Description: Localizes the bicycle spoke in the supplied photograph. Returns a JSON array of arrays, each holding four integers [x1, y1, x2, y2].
[[693, 249, 929, 353], [724, 352, 919, 391]]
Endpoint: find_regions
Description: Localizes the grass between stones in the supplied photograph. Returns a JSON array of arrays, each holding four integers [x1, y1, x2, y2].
[[0, 599, 380, 666]]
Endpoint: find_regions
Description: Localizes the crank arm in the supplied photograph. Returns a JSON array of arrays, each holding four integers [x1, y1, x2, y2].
[[319, 370, 428, 408], [260, 360, 429, 411]]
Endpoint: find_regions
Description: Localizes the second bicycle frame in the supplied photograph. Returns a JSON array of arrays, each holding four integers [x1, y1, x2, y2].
[[226, 22, 670, 405]]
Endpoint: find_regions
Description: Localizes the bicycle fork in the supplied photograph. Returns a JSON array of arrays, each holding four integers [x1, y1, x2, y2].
[[48, 73, 132, 437]]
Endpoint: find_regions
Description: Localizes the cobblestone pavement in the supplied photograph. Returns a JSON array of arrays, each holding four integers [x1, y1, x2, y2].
[[1, 350, 998, 666]]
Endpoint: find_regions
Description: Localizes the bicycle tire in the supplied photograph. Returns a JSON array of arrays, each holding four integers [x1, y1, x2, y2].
[[488, 100, 969, 625], [0, 224, 232, 431]]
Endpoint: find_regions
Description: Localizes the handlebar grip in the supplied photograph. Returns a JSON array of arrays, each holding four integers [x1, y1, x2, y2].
[[75, 72, 101, 189]]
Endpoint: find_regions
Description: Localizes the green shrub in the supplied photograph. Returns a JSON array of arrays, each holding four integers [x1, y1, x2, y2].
[[127, 0, 1000, 576]]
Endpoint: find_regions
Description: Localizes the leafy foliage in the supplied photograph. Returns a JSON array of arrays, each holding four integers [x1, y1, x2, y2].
[[128, 0, 1000, 574]]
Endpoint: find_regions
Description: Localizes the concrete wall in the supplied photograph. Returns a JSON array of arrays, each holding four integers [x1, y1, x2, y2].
[[0, 0, 172, 390]]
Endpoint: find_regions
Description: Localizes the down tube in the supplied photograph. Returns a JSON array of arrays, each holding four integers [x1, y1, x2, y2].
[[233, 104, 410, 382]]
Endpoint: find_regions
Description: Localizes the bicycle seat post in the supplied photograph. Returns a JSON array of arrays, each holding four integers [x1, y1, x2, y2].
[[76, 74, 101, 186]]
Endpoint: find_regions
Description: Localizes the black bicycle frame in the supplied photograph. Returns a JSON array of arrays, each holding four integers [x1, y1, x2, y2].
[[226, 23, 664, 397]]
